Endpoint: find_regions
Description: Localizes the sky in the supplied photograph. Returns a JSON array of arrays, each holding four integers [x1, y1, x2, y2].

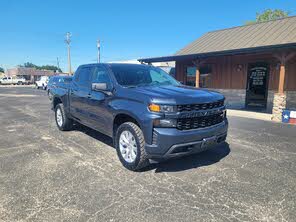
[[0, 0, 295, 72]]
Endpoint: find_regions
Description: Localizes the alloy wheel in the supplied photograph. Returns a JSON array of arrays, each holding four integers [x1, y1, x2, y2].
[[119, 130, 137, 163]]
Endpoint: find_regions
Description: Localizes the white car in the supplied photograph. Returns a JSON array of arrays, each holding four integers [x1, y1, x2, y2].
[[0, 76, 26, 85], [35, 76, 49, 90]]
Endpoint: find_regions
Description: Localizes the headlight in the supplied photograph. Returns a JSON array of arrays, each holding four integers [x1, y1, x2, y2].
[[148, 104, 176, 113], [153, 119, 177, 128]]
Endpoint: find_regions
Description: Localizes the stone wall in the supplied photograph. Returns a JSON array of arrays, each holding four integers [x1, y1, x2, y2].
[[212, 89, 296, 113], [286, 91, 296, 110], [271, 93, 287, 122], [267, 91, 296, 111], [213, 89, 246, 109]]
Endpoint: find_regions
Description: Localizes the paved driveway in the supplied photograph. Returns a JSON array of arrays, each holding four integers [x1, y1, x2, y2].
[[0, 87, 295, 221]]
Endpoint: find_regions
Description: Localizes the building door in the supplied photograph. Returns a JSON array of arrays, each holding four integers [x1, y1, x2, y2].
[[245, 62, 269, 109]]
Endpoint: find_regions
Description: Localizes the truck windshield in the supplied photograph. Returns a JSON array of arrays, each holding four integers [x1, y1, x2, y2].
[[110, 65, 180, 87]]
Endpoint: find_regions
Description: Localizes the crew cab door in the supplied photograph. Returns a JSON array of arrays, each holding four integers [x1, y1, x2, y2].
[[87, 65, 114, 135], [69, 66, 92, 123]]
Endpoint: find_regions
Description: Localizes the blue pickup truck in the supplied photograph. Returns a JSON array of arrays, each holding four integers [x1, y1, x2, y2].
[[51, 63, 228, 171]]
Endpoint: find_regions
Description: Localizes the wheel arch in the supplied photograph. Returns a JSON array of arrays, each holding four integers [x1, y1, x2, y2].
[[113, 112, 142, 137], [53, 96, 63, 109]]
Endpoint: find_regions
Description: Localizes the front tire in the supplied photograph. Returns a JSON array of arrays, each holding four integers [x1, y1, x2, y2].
[[55, 103, 73, 131], [115, 122, 149, 171]]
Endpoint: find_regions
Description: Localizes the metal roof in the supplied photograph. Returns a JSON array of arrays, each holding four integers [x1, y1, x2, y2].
[[139, 16, 296, 63]]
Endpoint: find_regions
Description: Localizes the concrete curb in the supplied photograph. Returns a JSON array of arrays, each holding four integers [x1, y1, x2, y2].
[[227, 109, 272, 121]]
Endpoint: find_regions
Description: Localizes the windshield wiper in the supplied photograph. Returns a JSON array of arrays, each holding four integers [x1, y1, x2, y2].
[[125, 83, 151, 88], [125, 81, 172, 88]]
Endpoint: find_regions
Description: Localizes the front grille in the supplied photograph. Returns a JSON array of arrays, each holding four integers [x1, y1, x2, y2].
[[177, 113, 224, 130], [177, 100, 224, 112]]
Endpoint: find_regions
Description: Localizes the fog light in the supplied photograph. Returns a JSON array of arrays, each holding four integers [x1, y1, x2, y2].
[[153, 119, 177, 128]]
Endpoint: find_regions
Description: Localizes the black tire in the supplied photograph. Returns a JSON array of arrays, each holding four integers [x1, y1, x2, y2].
[[115, 122, 149, 171], [55, 103, 73, 131]]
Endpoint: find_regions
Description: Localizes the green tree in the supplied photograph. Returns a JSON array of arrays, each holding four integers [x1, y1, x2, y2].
[[245, 9, 290, 25], [38, 65, 62, 73], [21, 62, 38, 68], [0, 67, 4, 73], [19, 62, 62, 73]]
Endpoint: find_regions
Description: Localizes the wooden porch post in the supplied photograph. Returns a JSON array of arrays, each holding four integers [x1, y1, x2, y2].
[[278, 63, 285, 94], [192, 59, 203, 88], [272, 52, 295, 121], [195, 68, 200, 88], [274, 52, 295, 94]]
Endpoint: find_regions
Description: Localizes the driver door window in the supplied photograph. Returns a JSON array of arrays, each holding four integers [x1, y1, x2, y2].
[[92, 66, 111, 89]]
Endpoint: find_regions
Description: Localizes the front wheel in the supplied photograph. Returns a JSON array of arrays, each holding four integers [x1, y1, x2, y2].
[[115, 122, 149, 171], [55, 103, 73, 131]]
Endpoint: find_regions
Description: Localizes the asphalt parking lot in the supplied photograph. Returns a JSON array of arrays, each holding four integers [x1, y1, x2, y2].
[[0, 87, 295, 222]]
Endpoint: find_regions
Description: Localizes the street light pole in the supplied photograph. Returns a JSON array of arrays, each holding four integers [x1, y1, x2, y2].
[[97, 39, 101, 63], [65, 32, 72, 74]]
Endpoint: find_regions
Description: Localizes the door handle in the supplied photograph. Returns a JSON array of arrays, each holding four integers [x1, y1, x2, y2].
[[87, 94, 92, 99]]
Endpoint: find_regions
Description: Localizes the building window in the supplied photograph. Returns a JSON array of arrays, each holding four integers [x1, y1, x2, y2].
[[186, 67, 196, 86], [200, 66, 212, 88], [186, 65, 212, 88]]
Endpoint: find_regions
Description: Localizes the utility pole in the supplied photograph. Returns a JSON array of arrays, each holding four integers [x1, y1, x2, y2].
[[97, 39, 101, 63], [56, 57, 60, 70], [65, 32, 72, 74]]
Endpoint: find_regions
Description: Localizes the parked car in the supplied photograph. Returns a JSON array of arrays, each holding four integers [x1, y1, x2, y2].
[[50, 63, 228, 171], [35, 76, 49, 90], [47, 76, 72, 100], [0, 76, 26, 85]]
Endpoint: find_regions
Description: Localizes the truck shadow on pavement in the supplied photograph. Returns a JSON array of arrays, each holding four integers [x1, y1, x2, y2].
[[74, 124, 114, 146], [74, 124, 230, 173], [149, 142, 230, 173]]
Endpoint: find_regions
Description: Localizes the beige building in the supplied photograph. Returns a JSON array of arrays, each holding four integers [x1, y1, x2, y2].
[[6, 67, 55, 82]]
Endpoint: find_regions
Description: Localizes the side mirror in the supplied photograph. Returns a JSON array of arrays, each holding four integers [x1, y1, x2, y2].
[[92, 83, 108, 91]]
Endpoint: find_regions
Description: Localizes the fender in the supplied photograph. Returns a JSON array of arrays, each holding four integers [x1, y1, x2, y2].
[[111, 98, 163, 144]]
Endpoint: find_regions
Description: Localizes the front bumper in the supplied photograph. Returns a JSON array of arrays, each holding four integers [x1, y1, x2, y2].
[[145, 119, 228, 159]]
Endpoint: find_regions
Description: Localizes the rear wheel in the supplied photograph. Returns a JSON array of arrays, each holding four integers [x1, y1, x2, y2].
[[55, 103, 73, 131], [115, 122, 149, 171]]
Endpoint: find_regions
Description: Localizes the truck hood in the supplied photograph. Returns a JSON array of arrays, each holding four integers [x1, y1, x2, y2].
[[128, 85, 224, 104]]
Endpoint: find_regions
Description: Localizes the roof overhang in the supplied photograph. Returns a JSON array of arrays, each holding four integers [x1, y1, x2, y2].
[[138, 43, 296, 63]]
